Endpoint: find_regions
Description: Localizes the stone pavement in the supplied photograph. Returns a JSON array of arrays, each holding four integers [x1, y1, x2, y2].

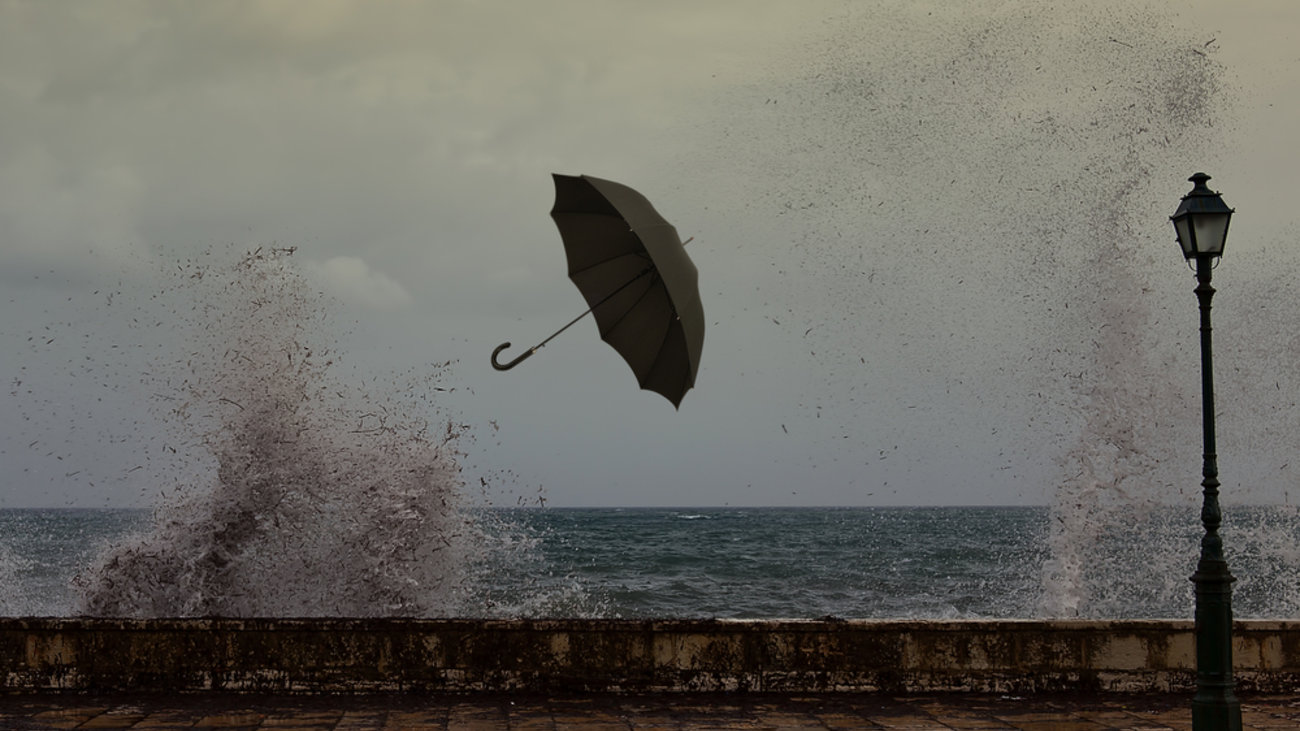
[[1, 692, 1299, 730]]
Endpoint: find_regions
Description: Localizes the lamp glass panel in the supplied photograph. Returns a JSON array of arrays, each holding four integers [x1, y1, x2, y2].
[[1174, 215, 1195, 257], [1191, 212, 1230, 255]]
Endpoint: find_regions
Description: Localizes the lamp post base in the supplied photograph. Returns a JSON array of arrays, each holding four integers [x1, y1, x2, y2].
[[1192, 561, 1241, 731], [1192, 701, 1242, 731]]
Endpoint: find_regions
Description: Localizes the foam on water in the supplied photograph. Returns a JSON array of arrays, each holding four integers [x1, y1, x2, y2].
[[54, 248, 538, 617]]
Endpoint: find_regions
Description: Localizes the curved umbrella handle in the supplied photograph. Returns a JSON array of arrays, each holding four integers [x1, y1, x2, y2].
[[490, 270, 651, 373], [491, 342, 536, 371]]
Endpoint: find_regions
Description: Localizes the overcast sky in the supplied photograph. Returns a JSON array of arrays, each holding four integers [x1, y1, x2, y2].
[[3, 1, 1299, 509]]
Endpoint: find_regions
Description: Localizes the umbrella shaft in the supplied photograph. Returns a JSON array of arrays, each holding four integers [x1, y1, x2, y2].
[[533, 266, 655, 351]]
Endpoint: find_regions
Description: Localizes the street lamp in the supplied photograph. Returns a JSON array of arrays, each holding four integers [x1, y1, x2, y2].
[[1171, 172, 1241, 731]]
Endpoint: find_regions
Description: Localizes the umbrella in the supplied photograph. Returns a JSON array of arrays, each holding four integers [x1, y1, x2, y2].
[[491, 173, 704, 408]]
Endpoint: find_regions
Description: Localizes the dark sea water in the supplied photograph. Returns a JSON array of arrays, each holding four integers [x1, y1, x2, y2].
[[0, 509, 151, 617], [4, 505, 1297, 620], [484, 506, 1048, 619]]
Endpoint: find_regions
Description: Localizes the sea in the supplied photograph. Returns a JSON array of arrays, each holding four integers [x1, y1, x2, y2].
[[9, 2, 1293, 628], [4, 505, 1299, 620]]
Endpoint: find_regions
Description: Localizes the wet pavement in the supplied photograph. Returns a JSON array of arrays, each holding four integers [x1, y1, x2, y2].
[[2, 692, 1299, 730]]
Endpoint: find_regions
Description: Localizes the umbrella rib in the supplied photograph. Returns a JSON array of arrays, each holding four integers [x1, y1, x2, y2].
[[604, 273, 676, 385], [563, 266, 656, 347], [645, 320, 686, 402], [603, 272, 658, 331], [496, 266, 658, 372], [551, 214, 654, 273], [570, 249, 652, 278]]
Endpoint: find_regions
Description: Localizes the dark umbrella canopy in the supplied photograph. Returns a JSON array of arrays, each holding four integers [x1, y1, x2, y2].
[[491, 174, 703, 407], [550, 174, 704, 407]]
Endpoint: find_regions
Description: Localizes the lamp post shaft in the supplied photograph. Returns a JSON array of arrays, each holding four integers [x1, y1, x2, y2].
[[1190, 255, 1242, 731]]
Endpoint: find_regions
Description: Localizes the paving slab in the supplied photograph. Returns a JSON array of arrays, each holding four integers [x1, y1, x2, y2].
[[1, 692, 1298, 730]]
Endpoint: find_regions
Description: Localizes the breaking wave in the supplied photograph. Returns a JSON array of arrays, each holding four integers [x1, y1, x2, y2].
[[69, 248, 546, 617]]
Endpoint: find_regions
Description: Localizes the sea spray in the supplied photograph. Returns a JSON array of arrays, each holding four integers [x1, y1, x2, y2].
[[1035, 208, 1197, 617], [688, 1, 1246, 616], [67, 248, 535, 617], [0, 544, 25, 615]]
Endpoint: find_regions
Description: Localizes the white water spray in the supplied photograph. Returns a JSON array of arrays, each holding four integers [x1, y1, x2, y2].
[[69, 249, 517, 617], [683, 0, 1300, 616]]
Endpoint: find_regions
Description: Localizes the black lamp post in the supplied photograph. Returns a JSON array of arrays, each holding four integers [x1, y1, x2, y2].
[[1170, 172, 1241, 731]]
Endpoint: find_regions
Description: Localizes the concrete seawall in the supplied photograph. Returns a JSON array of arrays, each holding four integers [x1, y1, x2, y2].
[[4, 618, 1300, 695]]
